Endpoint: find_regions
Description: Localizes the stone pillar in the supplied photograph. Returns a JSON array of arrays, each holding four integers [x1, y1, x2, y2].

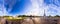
[[57, 19, 60, 24], [7, 20, 12, 24], [1, 17, 6, 24]]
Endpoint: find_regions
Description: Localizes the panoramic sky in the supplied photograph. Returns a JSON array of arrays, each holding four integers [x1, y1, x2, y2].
[[0, 0, 60, 16]]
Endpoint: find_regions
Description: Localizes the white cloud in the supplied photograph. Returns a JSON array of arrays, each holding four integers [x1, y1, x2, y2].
[[24, 0, 44, 16], [0, 4, 8, 16], [24, 0, 60, 16], [0, 0, 60, 16]]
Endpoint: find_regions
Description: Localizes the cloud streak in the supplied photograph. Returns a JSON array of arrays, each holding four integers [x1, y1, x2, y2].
[[24, 0, 60, 16], [0, 0, 60, 16]]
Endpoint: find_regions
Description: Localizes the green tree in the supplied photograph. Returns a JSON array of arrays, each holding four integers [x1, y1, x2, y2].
[[54, 15, 60, 17], [48, 15, 52, 18]]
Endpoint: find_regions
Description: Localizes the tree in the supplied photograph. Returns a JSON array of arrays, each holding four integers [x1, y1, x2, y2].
[[54, 15, 60, 17], [48, 15, 52, 18], [18, 15, 27, 17], [18, 15, 22, 17]]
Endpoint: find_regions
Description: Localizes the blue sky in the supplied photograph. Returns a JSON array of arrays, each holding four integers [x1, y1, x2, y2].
[[0, 0, 60, 16]]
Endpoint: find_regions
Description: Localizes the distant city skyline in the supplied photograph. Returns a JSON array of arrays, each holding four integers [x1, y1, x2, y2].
[[0, 0, 60, 16]]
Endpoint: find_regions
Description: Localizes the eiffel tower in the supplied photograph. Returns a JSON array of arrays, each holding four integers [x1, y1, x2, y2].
[[43, 9, 46, 16]]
